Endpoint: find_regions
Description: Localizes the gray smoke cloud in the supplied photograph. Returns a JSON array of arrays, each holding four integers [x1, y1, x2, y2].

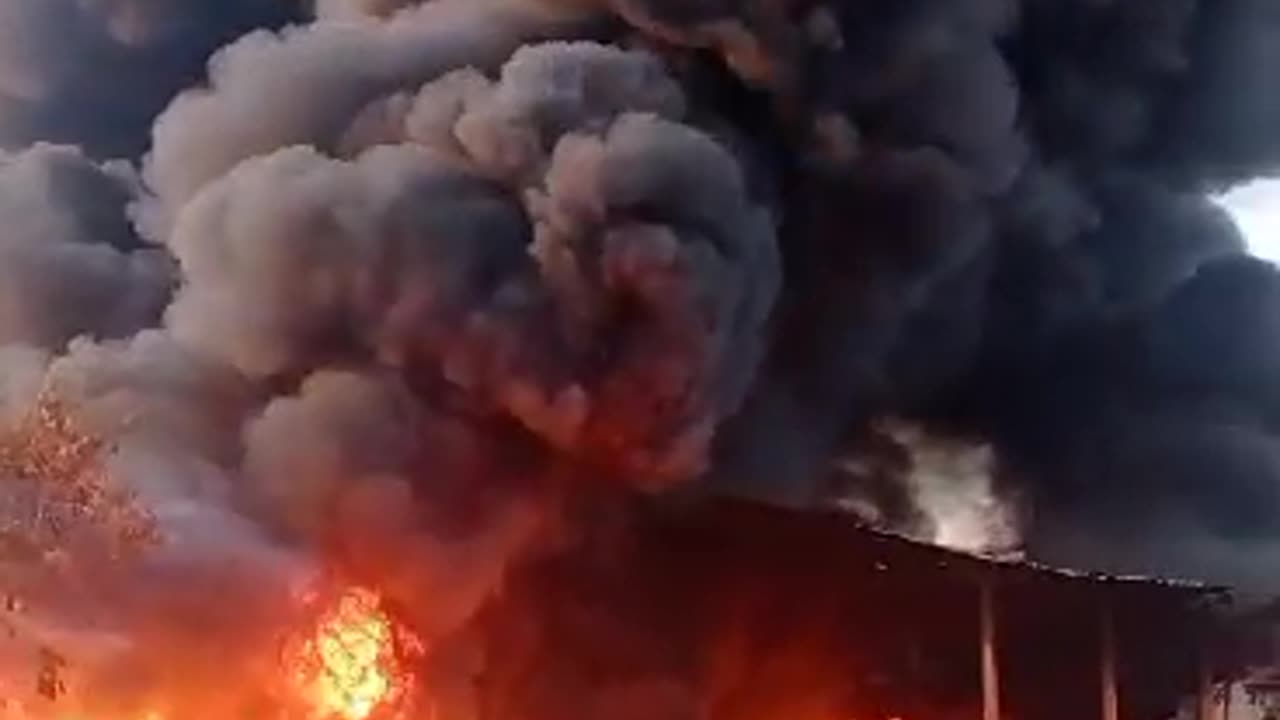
[[0, 5, 780, 708], [0, 144, 169, 349], [158, 39, 778, 482], [139, 0, 586, 236]]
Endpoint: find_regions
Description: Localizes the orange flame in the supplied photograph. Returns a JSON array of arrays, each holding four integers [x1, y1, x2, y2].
[[285, 587, 418, 720]]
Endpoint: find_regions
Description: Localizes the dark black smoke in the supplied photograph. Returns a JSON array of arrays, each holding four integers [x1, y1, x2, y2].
[[659, 0, 1280, 585]]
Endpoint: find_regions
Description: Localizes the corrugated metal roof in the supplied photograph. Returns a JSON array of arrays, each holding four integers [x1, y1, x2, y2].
[[697, 498, 1236, 602], [852, 517, 1229, 592]]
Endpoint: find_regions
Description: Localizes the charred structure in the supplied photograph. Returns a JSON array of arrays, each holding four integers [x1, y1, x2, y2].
[[469, 498, 1235, 720]]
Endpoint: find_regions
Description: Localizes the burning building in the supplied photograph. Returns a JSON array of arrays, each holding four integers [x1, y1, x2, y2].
[[0, 0, 1277, 717], [466, 497, 1239, 720]]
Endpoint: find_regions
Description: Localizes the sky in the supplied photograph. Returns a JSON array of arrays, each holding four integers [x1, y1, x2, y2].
[[1216, 178, 1280, 263]]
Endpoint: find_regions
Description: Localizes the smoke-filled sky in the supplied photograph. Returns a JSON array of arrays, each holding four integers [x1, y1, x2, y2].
[[2, 2, 1280, 708]]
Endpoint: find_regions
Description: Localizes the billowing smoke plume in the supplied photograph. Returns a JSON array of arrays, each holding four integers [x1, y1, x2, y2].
[[1, 0, 1280, 710], [0, 145, 169, 348], [0, 0, 782, 711], [830, 419, 1021, 556]]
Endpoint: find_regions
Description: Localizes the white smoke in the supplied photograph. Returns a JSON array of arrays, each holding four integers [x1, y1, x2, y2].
[[833, 420, 1023, 557]]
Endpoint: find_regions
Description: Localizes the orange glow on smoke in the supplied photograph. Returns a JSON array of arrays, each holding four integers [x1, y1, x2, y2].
[[285, 587, 418, 720]]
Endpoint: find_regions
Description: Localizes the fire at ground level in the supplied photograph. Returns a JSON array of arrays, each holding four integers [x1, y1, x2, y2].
[[0, 583, 424, 720], [0, 498, 1273, 720]]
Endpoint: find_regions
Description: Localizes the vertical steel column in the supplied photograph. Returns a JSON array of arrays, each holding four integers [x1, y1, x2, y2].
[[980, 577, 1001, 720], [1100, 601, 1120, 720], [1199, 650, 1220, 720]]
